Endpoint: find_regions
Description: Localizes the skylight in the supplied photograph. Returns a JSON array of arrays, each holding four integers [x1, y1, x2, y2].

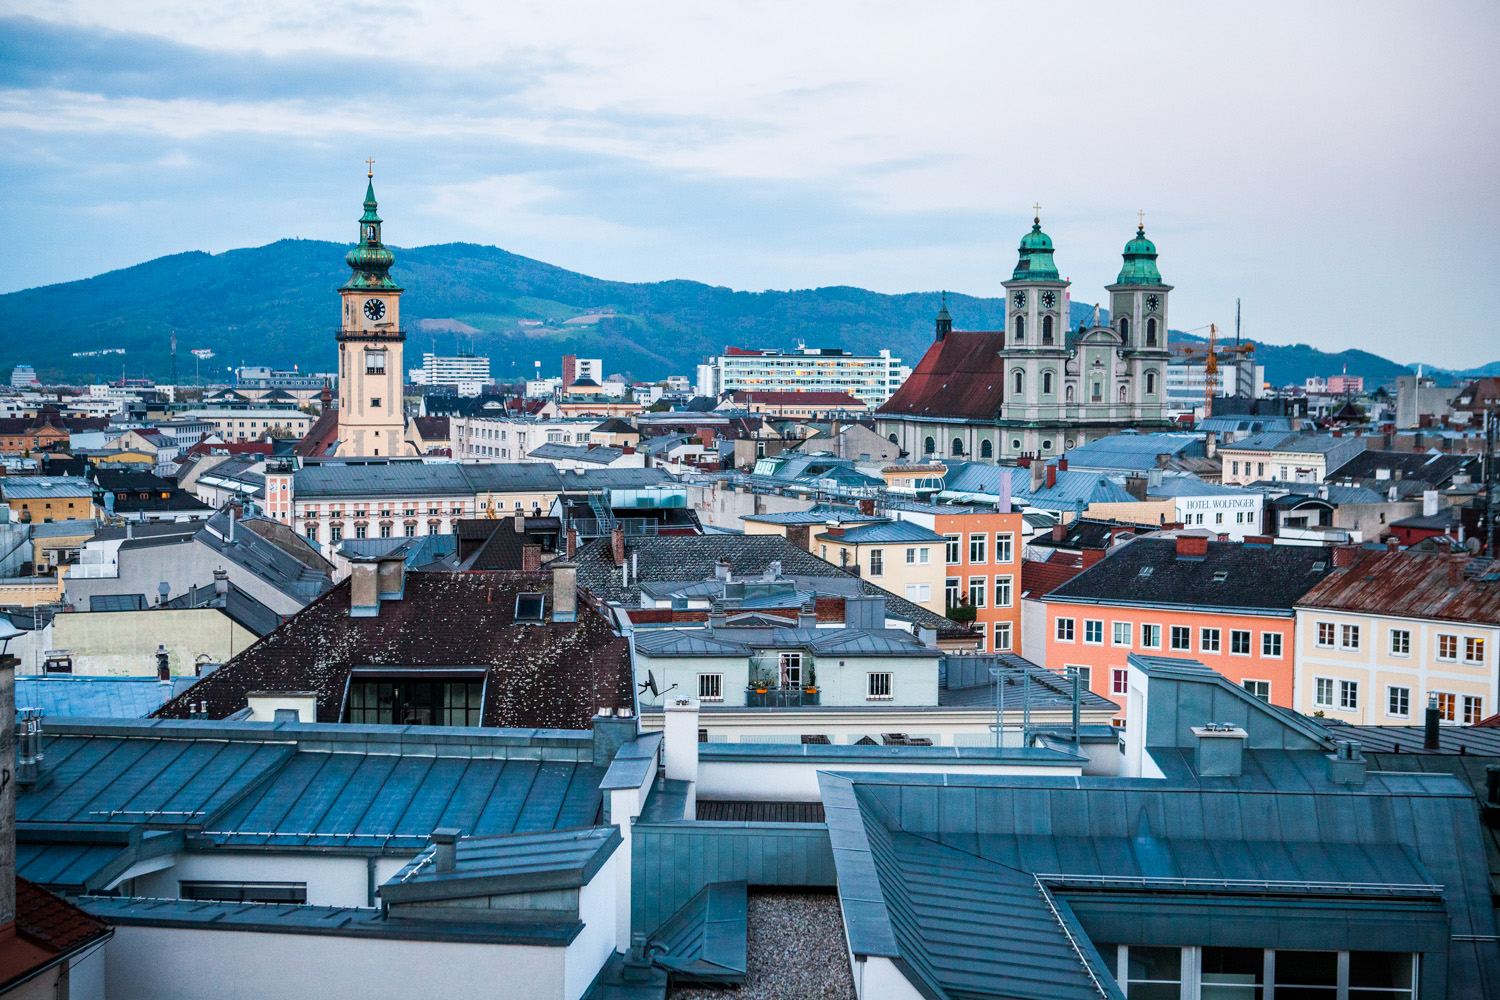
[[1138, 566, 1154, 578], [515, 592, 546, 622], [1212, 571, 1229, 583]]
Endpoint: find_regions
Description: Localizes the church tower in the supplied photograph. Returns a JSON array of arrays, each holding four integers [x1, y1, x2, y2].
[[335, 164, 412, 458], [1105, 217, 1173, 428], [998, 208, 1072, 457]]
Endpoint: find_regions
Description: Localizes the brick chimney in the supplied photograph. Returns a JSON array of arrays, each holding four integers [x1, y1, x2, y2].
[[1175, 534, 1209, 559], [1045, 463, 1057, 489], [1331, 544, 1360, 568], [1051, 522, 1067, 542], [1081, 548, 1106, 568], [610, 525, 626, 566], [1056, 456, 1069, 471]]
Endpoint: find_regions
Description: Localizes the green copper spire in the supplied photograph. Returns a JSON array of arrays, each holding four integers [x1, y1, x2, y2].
[[1115, 215, 1163, 285], [343, 162, 400, 292], [1012, 206, 1060, 281]]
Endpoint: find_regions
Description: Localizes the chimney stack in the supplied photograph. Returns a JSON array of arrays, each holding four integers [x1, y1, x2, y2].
[[213, 567, 228, 599], [714, 558, 732, 582], [1052, 522, 1066, 542], [550, 559, 578, 622], [156, 643, 171, 682], [349, 560, 380, 617], [1332, 544, 1359, 568], [1056, 456, 1069, 472], [1175, 534, 1209, 559], [513, 512, 526, 533], [1422, 490, 1440, 518], [1425, 693, 1442, 750], [1030, 459, 1045, 492], [376, 554, 406, 602], [1192, 723, 1247, 777], [1204, 431, 1217, 459], [430, 829, 460, 873], [610, 525, 626, 567], [1046, 463, 1058, 489]]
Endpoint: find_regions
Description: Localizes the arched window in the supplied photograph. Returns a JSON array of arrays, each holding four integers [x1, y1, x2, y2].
[[1042, 370, 1055, 395], [980, 440, 993, 459], [924, 436, 936, 455], [1146, 317, 1158, 346], [1014, 315, 1025, 342], [1012, 370, 1025, 395], [1119, 316, 1130, 340], [952, 437, 964, 456], [1042, 315, 1054, 344], [1146, 370, 1158, 394]]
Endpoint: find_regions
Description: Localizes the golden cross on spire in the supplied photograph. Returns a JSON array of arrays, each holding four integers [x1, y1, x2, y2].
[[1137, 208, 1145, 230], [1032, 201, 1042, 222], [365, 157, 376, 178]]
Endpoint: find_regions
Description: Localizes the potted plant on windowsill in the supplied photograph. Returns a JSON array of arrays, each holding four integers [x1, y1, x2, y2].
[[946, 600, 977, 624]]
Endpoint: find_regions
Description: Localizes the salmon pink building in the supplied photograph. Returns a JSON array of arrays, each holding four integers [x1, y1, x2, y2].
[[1040, 536, 1337, 715]]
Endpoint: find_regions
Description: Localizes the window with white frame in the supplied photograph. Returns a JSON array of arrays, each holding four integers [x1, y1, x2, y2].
[[1339, 679, 1359, 711], [1243, 679, 1271, 702], [1170, 625, 1191, 651], [994, 575, 1013, 608], [1084, 619, 1103, 644], [968, 534, 986, 563], [1464, 695, 1485, 725], [867, 672, 893, 700], [1112, 668, 1128, 695], [868, 548, 883, 576], [1231, 629, 1252, 655], [1056, 617, 1075, 641], [1140, 623, 1161, 649], [993, 621, 1012, 651], [967, 578, 986, 608], [1316, 621, 1336, 648], [1387, 686, 1410, 718], [944, 534, 961, 564], [1465, 637, 1486, 664], [994, 532, 1013, 563], [1262, 632, 1283, 657], [1067, 665, 1091, 690], [1339, 624, 1360, 650], [1390, 629, 1411, 657], [1434, 691, 1456, 721], [778, 652, 802, 688], [945, 578, 960, 607], [697, 673, 723, 702], [1437, 634, 1458, 661], [905, 546, 930, 565], [905, 583, 931, 603], [1314, 676, 1334, 707], [1098, 945, 1416, 1000], [1112, 622, 1131, 647]]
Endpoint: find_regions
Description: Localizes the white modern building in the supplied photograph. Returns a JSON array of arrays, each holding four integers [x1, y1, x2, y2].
[[413, 353, 492, 394], [450, 415, 601, 461], [1164, 359, 1265, 416], [698, 346, 909, 407]]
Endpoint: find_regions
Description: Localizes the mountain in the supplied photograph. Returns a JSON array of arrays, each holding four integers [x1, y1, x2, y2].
[[0, 239, 1490, 388]]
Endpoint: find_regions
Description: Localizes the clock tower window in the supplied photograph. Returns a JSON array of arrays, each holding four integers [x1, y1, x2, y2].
[[1042, 315, 1054, 345], [1119, 316, 1130, 341], [1146, 317, 1158, 346], [1013, 315, 1025, 342]]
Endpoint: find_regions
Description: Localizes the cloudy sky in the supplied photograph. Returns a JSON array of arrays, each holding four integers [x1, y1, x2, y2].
[[3, 1, 1498, 366]]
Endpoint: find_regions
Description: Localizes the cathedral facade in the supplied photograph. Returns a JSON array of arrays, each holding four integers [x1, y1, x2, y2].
[[876, 214, 1174, 461]]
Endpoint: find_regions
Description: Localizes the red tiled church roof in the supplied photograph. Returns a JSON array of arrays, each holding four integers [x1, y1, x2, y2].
[[294, 408, 340, 458], [875, 331, 1006, 420]]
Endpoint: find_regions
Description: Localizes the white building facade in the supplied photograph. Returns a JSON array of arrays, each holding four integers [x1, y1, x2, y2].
[[701, 347, 909, 407]]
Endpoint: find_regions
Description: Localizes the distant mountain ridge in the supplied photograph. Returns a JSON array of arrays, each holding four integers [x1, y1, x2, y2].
[[0, 239, 1490, 388]]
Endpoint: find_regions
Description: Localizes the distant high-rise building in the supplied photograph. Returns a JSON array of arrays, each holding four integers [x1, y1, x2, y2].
[[700, 346, 908, 407], [561, 356, 603, 392], [9, 365, 39, 388], [417, 353, 491, 392]]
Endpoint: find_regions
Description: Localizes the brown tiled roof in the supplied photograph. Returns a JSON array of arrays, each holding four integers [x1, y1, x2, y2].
[[413, 416, 450, 439], [0, 879, 111, 991], [294, 408, 339, 457], [875, 331, 1006, 420], [1021, 556, 1086, 598], [1297, 550, 1500, 624], [154, 572, 632, 727]]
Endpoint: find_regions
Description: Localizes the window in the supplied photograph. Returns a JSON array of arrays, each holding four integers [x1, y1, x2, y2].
[[1433, 691, 1456, 721], [905, 583, 931, 602], [994, 575, 1013, 608], [330, 524, 343, 543], [980, 440, 993, 458], [1465, 637, 1486, 664], [364, 351, 386, 375], [1230, 629, 1252, 655], [1145, 316, 1158, 346], [698, 673, 723, 702], [1274, 950, 1337, 997], [379, 522, 392, 538], [1145, 370, 1157, 394], [1012, 370, 1024, 394], [1388, 686, 1410, 718], [1262, 632, 1283, 658], [1390, 629, 1411, 657], [868, 549, 883, 576], [1112, 622, 1131, 647], [1170, 625, 1191, 651], [1112, 668, 1129, 695], [867, 672, 893, 700], [945, 577, 960, 607], [1464, 695, 1485, 725], [1013, 316, 1025, 341], [371, 397, 382, 408], [346, 677, 484, 726], [1068, 665, 1091, 690], [1084, 619, 1104, 644], [1042, 370, 1054, 395], [905, 546, 929, 565], [1056, 617, 1075, 641], [1316, 622, 1336, 648], [967, 578, 987, 608], [1437, 634, 1458, 661], [968, 534, 987, 563], [514, 592, 546, 621], [1200, 947, 1262, 998], [945, 534, 961, 563], [354, 523, 367, 539], [180, 881, 307, 904], [1314, 677, 1334, 708], [1042, 314, 1054, 344], [1339, 624, 1360, 650], [1339, 679, 1359, 710], [778, 652, 802, 688], [1243, 679, 1271, 702], [1140, 623, 1161, 649], [994, 533, 1013, 563], [993, 621, 1013, 651], [404, 523, 417, 538]]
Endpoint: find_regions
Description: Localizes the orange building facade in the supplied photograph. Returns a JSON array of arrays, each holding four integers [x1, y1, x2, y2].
[[901, 508, 1024, 654]]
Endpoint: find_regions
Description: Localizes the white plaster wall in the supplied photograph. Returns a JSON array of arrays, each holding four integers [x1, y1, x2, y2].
[[695, 758, 1080, 802], [565, 852, 620, 1000], [99, 925, 567, 1000], [132, 851, 416, 909], [851, 954, 927, 1000]]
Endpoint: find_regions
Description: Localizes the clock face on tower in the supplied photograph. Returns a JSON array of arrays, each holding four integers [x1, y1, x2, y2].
[[363, 298, 386, 322], [1145, 294, 1160, 313], [1012, 291, 1027, 309], [1040, 291, 1057, 310]]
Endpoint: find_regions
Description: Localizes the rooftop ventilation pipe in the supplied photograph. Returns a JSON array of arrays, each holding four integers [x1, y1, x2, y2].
[[430, 828, 460, 873], [15, 707, 43, 787]]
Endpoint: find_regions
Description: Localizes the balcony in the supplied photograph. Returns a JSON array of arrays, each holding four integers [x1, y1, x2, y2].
[[744, 686, 821, 708]]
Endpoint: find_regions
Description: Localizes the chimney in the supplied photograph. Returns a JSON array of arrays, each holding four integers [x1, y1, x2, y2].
[[858, 498, 876, 516], [797, 599, 818, 630], [513, 512, 526, 533], [1123, 473, 1148, 501], [764, 559, 782, 582], [521, 543, 542, 572], [1422, 489, 1440, 517], [786, 523, 811, 551], [213, 567, 228, 599], [1332, 544, 1359, 568], [663, 697, 700, 819], [1081, 548, 1105, 568], [1204, 431, 1217, 459], [550, 559, 578, 622], [1030, 459, 1045, 492], [590, 708, 638, 767], [1051, 522, 1066, 542], [610, 525, 626, 566], [1017, 454, 1032, 468], [430, 828, 460, 873], [1424, 693, 1443, 749], [1045, 463, 1058, 488], [714, 558, 732, 581], [125, 519, 133, 540], [1385, 536, 1400, 552], [15, 706, 44, 789], [1056, 456, 1069, 471], [376, 554, 406, 601], [349, 560, 380, 617], [1175, 534, 1209, 559], [566, 526, 578, 560], [1328, 739, 1367, 786], [1192, 723, 1247, 777], [156, 643, 171, 682], [707, 600, 727, 630]]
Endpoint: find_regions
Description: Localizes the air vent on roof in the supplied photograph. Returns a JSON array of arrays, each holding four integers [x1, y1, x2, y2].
[[1138, 566, 1154, 578]]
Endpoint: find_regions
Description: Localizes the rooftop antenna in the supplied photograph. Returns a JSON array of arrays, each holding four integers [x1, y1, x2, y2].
[[1234, 297, 1241, 349]]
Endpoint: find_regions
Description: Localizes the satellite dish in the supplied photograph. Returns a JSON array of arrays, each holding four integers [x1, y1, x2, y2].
[[639, 670, 660, 697]]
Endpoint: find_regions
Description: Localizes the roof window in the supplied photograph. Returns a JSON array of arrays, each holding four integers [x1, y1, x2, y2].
[[515, 592, 546, 622], [1137, 566, 1154, 578], [1212, 570, 1229, 583]]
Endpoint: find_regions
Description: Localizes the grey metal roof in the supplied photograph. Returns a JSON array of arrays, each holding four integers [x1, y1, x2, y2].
[[15, 676, 196, 719], [294, 461, 479, 499], [813, 520, 944, 544], [528, 443, 625, 465], [633, 625, 934, 658], [740, 504, 880, 526], [1064, 433, 1207, 472], [384, 826, 620, 900], [648, 880, 748, 984], [939, 461, 1136, 510], [0, 476, 96, 499], [1144, 475, 1259, 499], [195, 512, 332, 606], [27, 518, 98, 538], [88, 593, 147, 612]]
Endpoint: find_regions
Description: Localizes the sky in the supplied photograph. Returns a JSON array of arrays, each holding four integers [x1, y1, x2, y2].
[[2, 1, 1498, 367]]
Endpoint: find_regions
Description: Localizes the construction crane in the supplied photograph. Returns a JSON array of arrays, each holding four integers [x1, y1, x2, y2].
[[1174, 323, 1255, 419]]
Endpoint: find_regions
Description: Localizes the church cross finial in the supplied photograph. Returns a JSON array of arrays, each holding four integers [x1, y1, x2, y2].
[[1137, 208, 1145, 230], [1032, 201, 1042, 223], [366, 157, 376, 178]]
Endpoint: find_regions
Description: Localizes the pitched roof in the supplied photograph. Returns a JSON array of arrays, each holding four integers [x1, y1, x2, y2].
[[0, 878, 112, 991], [813, 520, 945, 544], [1020, 556, 1086, 597], [1297, 551, 1500, 623], [875, 331, 1006, 420], [293, 408, 339, 457], [1329, 449, 1477, 485], [153, 572, 632, 727], [1047, 537, 1337, 612]]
